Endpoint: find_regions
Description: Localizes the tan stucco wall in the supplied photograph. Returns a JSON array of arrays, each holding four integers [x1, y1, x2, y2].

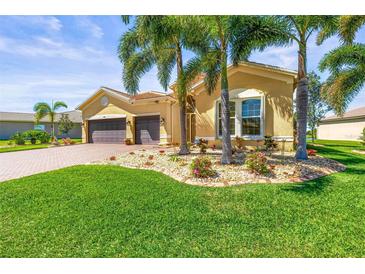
[[318, 118, 365, 141], [79, 65, 295, 150], [188, 69, 294, 149], [81, 91, 173, 144]]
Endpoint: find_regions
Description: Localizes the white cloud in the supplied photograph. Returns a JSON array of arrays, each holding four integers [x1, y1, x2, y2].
[[0, 35, 116, 64], [76, 17, 104, 39], [250, 43, 298, 70], [11, 16, 62, 31]]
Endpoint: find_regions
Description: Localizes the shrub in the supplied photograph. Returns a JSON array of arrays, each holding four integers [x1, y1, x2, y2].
[[233, 136, 245, 151], [307, 149, 317, 156], [37, 131, 50, 143], [109, 156, 116, 161], [245, 152, 269, 175], [190, 156, 216, 178], [23, 130, 39, 144], [129, 151, 135, 155], [197, 138, 208, 153], [187, 142, 192, 150], [148, 155, 154, 160], [11, 132, 25, 145], [144, 161, 154, 166], [159, 150, 165, 154], [23, 130, 50, 144], [169, 155, 181, 162], [264, 135, 277, 153]]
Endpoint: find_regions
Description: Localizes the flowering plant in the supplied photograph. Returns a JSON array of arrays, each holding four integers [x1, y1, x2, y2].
[[245, 152, 269, 175], [307, 149, 317, 156], [190, 156, 216, 178]]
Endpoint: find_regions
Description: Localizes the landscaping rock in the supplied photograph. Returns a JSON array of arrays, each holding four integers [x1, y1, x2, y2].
[[96, 147, 346, 187]]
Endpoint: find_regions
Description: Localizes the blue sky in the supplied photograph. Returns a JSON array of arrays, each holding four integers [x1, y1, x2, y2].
[[0, 15, 364, 114]]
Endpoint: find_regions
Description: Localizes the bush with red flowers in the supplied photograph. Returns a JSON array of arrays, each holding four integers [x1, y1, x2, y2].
[[245, 152, 269, 175], [307, 149, 317, 156], [190, 156, 216, 178]]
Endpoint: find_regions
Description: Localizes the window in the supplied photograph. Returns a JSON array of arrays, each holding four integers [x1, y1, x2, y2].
[[217, 101, 235, 136], [242, 99, 261, 135]]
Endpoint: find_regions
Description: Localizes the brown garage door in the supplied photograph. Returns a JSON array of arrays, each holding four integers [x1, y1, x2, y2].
[[135, 115, 160, 144], [88, 118, 126, 143]]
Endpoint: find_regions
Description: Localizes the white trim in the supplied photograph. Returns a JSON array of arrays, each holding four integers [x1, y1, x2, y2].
[[160, 134, 171, 138], [195, 136, 215, 141], [132, 112, 160, 117], [193, 136, 293, 142], [87, 114, 126, 120], [214, 90, 265, 139], [272, 136, 294, 141]]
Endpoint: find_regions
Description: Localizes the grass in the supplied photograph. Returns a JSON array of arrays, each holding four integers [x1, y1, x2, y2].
[[0, 138, 82, 153], [0, 140, 365, 257]]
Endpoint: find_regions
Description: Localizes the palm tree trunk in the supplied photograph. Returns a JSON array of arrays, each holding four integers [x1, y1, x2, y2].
[[220, 51, 233, 164], [295, 40, 309, 160], [176, 43, 189, 155]]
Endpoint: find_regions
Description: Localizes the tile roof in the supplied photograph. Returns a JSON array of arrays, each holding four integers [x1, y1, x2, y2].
[[322, 106, 365, 121], [0, 110, 82, 123], [102, 87, 173, 101]]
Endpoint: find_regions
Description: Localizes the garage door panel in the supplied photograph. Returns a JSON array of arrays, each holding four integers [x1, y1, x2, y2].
[[88, 119, 126, 143], [135, 116, 160, 144]]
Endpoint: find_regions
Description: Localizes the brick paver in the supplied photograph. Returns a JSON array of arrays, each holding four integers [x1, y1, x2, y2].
[[0, 144, 149, 182]]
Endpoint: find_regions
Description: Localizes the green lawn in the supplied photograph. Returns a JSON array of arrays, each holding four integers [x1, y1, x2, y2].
[[0, 140, 364, 257], [0, 138, 82, 153]]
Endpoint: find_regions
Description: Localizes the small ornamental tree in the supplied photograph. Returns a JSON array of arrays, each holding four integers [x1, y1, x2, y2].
[[307, 71, 331, 142], [58, 114, 74, 137]]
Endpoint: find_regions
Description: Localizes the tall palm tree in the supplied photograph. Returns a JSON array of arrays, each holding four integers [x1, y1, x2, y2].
[[188, 16, 290, 164], [119, 16, 207, 155], [33, 100, 67, 139], [317, 16, 365, 115], [265, 16, 338, 160]]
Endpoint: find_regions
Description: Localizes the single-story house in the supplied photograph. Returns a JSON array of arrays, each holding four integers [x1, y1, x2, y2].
[[77, 61, 297, 150], [318, 106, 365, 141], [0, 110, 82, 140]]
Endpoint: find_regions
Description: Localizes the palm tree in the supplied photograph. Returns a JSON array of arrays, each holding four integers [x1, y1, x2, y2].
[[33, 100, 67, 139], [188, 16, 290, 164], [317, 16, 365, 115], [264, 16, 338, 160], [118, 16, 207, 155]]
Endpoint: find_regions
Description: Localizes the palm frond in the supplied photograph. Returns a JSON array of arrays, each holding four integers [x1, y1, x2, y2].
[[155, 47, 176, 91], [229, 16, 291, 65], [53, 101, 67, 111], [339, 15, 365, 44], [33, 102, 51, 122], [319, 44, 365, 74], [121, 15, 131, 25], [122, 48, 155, 93], [322, 69, 365, 115], [118, 29, 141, 64], [202, 50, 221, 95], [316, 16, 340, 45]]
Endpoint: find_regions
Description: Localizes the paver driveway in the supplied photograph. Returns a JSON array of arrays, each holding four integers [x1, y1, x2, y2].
[[0, 144, 149, 182]]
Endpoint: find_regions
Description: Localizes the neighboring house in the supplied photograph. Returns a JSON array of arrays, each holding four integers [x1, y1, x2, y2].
[[318, 106, 365, 141], [77, 61, 297, 150], [0, 110, 82, 139]]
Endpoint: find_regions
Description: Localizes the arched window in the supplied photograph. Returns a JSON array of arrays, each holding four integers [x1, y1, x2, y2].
[[242, 99, 261, 135]]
